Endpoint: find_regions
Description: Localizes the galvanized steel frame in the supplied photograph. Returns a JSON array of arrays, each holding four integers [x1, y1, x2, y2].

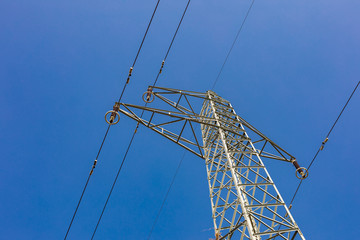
[[118, 86, 305, 240]]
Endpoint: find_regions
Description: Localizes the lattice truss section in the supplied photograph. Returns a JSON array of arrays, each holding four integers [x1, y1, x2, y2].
[[116, 86, 305, 240], [200, 91, 305, 240]]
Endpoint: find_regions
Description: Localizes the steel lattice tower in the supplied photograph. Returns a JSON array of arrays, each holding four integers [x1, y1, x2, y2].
[[111, 86, 307, 240]]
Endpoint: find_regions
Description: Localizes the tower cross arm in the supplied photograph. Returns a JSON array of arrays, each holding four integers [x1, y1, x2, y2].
[[234, 114, 296, 163]]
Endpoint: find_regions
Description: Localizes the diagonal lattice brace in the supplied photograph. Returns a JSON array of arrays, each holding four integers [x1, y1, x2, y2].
[[118, 86, 300, 164], [116, 86, 306, 240]]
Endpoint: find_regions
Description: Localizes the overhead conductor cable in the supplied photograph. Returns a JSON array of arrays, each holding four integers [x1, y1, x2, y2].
[[289, 80, 360, 207], [63, 1, 161, 239], [148, 1, 256, 239], [90, 0, 192, 239], [211, 0, 255, 90]]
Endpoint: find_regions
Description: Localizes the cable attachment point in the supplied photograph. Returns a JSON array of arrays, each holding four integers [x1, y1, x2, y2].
[[105, 102, 120, 125], [142, 86, 155, 103], [320, 137, 329, 151], [159, 60, 165, 74], [134, 122, 140, 133], [90, 159, 98, 175], [295, 167, 309, 180], [292, 159, 309, 180], [126, 67, 133, 84]]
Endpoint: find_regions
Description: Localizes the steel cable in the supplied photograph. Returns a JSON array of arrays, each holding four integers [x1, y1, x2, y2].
[[64, 125, 111, 239], [211, 0, 255, 90], [117, 0, 161, 103], [146, 2, 256, 238], [90, 128, 138, 240], [289, 80, 360, 207], [90, 1, 192, 238], [146, 152, 186, 240], [63, 1, 161, 238]]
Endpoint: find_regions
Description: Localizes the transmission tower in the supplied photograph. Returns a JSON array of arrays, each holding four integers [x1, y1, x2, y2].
[[108, 86, 307, 240]]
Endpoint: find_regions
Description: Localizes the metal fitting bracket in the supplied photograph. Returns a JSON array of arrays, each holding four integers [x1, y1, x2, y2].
[[142, 87, 155, 103], [105, 102, 121, 125], [295, 167, 309, 180]]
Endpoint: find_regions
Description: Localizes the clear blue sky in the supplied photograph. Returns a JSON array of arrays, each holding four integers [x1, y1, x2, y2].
[[1, 0, 359, 239]]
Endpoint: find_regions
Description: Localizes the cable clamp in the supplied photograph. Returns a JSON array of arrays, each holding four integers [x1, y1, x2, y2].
[[142, 86, 155, 103], [134, 122, 140, 133], [159, 60, 165, 74], [105, 102, 120, 125], [126, 67, 133, 83], [320, 137, 328, 151]]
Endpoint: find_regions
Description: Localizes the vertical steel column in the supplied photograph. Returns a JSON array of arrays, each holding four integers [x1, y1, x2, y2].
[[200, 91, 305, 240]]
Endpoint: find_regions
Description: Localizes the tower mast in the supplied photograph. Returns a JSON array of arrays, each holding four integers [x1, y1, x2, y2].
[[111, 86, 307, 239], [201, 90, 304, 239]]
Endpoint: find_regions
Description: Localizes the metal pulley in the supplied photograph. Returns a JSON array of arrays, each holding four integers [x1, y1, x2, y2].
[[142, 86, 155, 103], [105, 102, 120, 125], [292, 159, 309, 180]]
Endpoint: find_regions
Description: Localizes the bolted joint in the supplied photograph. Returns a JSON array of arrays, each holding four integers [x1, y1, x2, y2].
[[215, 231, 221, 240]]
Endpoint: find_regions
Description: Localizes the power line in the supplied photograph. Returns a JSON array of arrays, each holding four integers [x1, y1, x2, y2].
[[90, 1, 192, 238], [91, 127, 138, 240], [153, 0, 191, 87], [164, 0, 191, 61], [143, 1, 258, 237], [146, 2, 256, 238], [289, 80, 360, 207], [64, 125, 110, 239], [211, 0, 255, 90], [147, 152, 185, 240], [63, 1, 161, 238], [117, 0, 161, 103]]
